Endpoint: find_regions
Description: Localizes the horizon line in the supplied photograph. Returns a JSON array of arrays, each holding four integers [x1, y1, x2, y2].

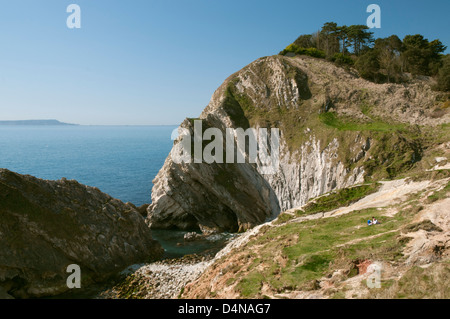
[[0, 119, 180, 126]]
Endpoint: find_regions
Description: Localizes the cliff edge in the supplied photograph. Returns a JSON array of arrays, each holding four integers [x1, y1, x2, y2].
[[147, 55, 449, 234]]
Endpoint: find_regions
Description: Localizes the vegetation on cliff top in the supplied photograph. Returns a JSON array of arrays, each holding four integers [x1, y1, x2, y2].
[[280, 22, 448, 90]]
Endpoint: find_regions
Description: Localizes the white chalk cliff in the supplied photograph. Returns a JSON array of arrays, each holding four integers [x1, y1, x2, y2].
[[147, 55, 446, 233]]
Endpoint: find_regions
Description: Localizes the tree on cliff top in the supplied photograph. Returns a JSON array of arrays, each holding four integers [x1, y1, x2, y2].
[[280, 23, 448, 88]]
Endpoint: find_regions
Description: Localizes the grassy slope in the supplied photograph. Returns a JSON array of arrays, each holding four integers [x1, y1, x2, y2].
[[183, 177, 449, 299], [236, 200, 412, 297]]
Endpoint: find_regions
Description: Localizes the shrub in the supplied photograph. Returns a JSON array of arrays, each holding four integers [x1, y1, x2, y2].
[[280, 44, 300, 55], [355, 50, 382, 82], [279, 44, 326, 59], [434, 55, 450, 92], [303, 48, 326, 58], [330, 53, 354, 66]]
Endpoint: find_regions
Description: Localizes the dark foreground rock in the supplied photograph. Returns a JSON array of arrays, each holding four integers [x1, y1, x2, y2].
[[0, 169, 163, 298]]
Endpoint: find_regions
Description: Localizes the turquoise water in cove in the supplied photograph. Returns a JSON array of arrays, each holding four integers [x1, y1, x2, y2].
[[0, 125, 176, 206]]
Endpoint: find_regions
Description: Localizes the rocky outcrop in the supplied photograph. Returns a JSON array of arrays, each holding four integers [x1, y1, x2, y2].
[[0, 169, 163, 298], [147, 55, 447, 234], [148, 140, 279, 233]]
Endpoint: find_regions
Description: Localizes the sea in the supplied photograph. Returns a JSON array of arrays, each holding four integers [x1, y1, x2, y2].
[[0, 125, 175, 206], [0, 125, 232, 258]]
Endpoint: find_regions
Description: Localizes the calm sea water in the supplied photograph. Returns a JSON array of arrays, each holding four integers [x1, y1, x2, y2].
[[0, 125, 176, 206], [0, 125, 231, 258]]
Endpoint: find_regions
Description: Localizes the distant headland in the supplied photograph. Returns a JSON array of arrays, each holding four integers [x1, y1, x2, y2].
[[0, 120, 78, 126]]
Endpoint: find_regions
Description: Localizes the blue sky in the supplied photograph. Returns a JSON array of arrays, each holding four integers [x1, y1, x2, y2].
[[0, 0, 449, 125]]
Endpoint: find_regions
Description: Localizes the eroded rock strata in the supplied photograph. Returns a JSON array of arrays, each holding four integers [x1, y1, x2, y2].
[[147, 55, 446, 233]]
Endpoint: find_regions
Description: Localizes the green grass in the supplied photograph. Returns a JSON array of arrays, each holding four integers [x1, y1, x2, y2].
[[238, 273, 265, 297], [360, 101, 373, 117], [425, 180, 450, 203], [297, 183, 381, 216], [236, 206, 413, 298], [273, 212, 297, 225], [319, 112, 407, 132]]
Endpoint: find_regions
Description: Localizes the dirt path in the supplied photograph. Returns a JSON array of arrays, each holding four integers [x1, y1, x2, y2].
[[284, 179, 435, 224]]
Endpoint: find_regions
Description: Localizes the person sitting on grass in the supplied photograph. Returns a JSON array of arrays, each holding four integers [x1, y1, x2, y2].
[[368, 219, 373, 226], [372, 217, 379, 225]]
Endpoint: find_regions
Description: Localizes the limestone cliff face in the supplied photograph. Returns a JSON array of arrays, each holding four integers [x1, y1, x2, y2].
[[264, 137, 366, 211], [148, 123, 280, 233], [0, 169, 163, 298], [148, 55, 446, 233]]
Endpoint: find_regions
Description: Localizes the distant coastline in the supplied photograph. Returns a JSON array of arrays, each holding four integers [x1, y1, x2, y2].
[[0, 120, 78, 126]]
